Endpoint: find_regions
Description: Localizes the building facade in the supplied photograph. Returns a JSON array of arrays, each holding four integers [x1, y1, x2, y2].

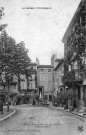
[[62, 0, 86, 110], [0, 62, 38, 104], [26, 62, 37, 93], [51, 55, 63, 97], [37, 65, 54, 101], [51, 54, 57, 68], [54, 59, 64, 98]]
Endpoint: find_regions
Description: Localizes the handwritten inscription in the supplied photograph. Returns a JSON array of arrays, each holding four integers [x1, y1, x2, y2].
[[22, 7, 52, 10]]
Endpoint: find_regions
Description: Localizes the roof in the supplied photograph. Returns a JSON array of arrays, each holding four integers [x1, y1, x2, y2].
[[55, 59, 62, 62], [28, 62, 37, 66], [37, 65, 53, 68], [26, 63, 37, 69], [62, 0, 84, 43], [54, 59, 64, 71]]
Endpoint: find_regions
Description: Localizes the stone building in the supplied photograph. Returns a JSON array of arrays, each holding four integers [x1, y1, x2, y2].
[[0, 62, 38, 104], [51, 55, 63, 97], [54, 59, 64, 98], [51, 54, 57, 68], [37, 65, 54, 101], [26, 62, 38, 93], [62, 0, 86, 110]]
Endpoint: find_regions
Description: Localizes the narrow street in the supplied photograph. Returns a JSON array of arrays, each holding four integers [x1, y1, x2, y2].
[[0, 105, 86, 135]]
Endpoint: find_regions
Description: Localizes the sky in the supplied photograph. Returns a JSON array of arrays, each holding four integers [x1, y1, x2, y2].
[[0, 0, 81, 65]]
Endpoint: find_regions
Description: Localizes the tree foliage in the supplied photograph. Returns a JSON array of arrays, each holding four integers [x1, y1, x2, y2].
[[0, 6, 31, 92], [11, 41, 31, 74], [0, 30, 31, 85], [0, 7, 7, 31]]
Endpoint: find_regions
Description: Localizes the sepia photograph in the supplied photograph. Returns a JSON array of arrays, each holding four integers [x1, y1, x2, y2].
[[0, 0, 86, 134]]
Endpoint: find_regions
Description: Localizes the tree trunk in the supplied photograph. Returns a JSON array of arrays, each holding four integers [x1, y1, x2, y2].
[[7, 80, 10, 112]]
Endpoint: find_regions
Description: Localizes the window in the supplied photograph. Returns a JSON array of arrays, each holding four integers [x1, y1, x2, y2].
[[13, 85, 16, 89], [74, 61, 78, 69], [40, 69, 44, 72], [40, 69, 44, 74], [84, 56, 86, 65], [48, 69, 51, 72], [71, 62, 74, 70], [40, 74, 45, 81], [69, 65, 71, 71]]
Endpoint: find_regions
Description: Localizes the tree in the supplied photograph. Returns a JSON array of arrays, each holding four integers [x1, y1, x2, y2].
[[0, 7, 7, 31], [9, 41, 31, 92], [0, 6, 31, 108], [0, 30, 31, 110], [0, 31, 16, 111], [0, 30, 31, 85], [0, 7, 4, 18]]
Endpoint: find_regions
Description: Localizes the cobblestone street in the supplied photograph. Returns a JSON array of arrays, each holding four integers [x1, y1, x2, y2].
[[0, 105, 86, 135]]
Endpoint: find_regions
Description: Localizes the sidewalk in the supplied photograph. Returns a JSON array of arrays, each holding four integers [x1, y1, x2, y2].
[[72, 110, 86, 118], [0, 106, 16, 122], [50, 105, 86, 121]]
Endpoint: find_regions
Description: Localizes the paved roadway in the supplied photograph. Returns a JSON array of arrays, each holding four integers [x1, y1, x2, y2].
[[0, 105, 86, 135]]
